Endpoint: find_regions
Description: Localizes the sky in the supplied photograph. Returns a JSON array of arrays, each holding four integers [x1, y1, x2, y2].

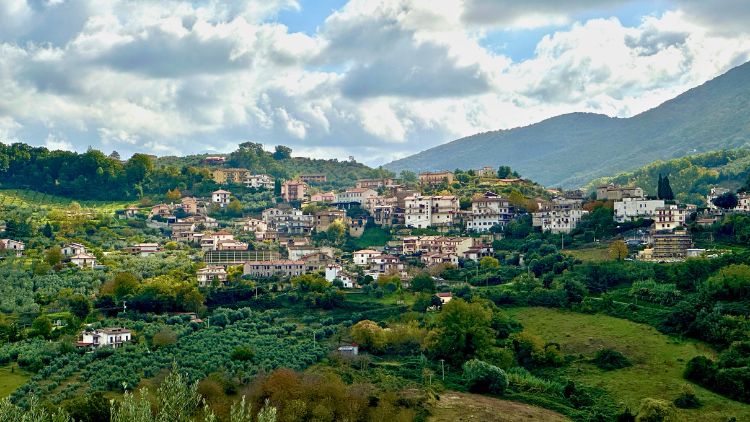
[[1, 0, 750, 166]]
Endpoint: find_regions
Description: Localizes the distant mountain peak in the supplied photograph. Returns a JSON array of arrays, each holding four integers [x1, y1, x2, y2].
[[385, 60, 750, 188]]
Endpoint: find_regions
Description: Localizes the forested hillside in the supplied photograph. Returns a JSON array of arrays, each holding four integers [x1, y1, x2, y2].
[[587, 149, 750, 205], [386, 60, 750, 188], [0, 142, 386, 200]]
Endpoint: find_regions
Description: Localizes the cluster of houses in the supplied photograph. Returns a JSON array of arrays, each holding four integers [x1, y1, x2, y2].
[[601, 184, 702, 261]]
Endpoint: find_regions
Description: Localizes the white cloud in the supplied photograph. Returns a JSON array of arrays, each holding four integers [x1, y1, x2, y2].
[[43, 134, 74, 151], [0, 0, 748, 165]]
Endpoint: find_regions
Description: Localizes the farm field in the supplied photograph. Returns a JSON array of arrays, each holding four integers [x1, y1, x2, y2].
[[506, 307, 750, 421], [0, 366, 29, 397]]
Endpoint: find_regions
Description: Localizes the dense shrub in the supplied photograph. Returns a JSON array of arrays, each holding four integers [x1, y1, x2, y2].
[[635, 398, 675, 422], [462, 359, 509, 394], [592, 349, 632, 371], [673, 385, 702, 409]]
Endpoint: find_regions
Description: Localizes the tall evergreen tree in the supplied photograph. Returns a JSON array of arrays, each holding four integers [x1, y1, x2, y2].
[[662, 175, 675, 200], [657, 173, 664, 199]]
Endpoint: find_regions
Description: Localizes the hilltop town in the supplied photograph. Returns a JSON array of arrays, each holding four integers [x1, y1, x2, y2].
[[2, 145, 750, 421]]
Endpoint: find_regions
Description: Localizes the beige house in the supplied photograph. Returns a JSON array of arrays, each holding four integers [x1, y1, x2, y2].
[[180, 197, 199, 215], [310, 192, 336, 203], [213, 168, 251, 184], [70, 253, 97, 269], [418, 171, 454, 186], [596, 184, 645, 201], [314, 209, 348, 232], [653, 205, 693, 231]]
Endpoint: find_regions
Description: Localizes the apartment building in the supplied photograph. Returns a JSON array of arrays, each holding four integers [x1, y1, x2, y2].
[[402, 236, 475, 256], [532, 199, 588, 234], [653, 205, 693, 231], [466, 192, 515, 232], [356, 178, 394, 189], [262, 207, 314, 236], [244, 174, 275, 189], [243, 260, 305, 278], [404, 194, 459, 228], [299, 174, 327, 184], [281, 180, 306, 202]]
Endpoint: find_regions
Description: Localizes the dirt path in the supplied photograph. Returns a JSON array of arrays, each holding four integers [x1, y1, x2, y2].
[[429, 391, 571, 422]]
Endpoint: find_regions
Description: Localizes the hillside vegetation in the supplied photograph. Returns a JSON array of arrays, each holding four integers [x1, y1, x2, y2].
[[587, 149, 750, 205], [0, 141, 386, 201], [508, 307, 750, 422], [386, 60, 750, 188]]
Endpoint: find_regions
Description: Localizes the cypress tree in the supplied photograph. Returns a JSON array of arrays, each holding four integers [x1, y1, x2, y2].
[[657, 174, 664, 199], [663, 175, 674, 200]]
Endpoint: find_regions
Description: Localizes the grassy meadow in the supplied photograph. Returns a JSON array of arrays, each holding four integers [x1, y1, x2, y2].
[[506, 307, 750, 421]]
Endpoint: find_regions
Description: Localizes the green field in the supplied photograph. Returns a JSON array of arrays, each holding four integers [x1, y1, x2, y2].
[[0, 366, 30, 397], [564, 245, 611, 262], [0, 189, 130, 212], [506, 307, 750, 421]]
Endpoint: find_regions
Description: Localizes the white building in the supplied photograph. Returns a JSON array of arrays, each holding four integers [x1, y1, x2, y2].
[[62, 243, 87, 257], [353, 249, 380, 266], [613, 198, 665, 222], [197, 266, 228, 287], [0, 239, 25, 257], [244, 174, 275, 190], [77, 327, 131, 349], [70, 253, 97, 269], [325, 264, 356, 288], [335, 188, 378, 205], [466, 192, 514, 232], [211, 189, 231, 207], [706, 188, 750, 212], [532, 199, 588, 234], [404, 194, 459, 228]]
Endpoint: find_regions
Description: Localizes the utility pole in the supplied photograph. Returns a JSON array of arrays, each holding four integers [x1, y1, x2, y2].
[[440, 359, 445, 381], [561, 232, 564, 250], [122, 301, 127, 313]]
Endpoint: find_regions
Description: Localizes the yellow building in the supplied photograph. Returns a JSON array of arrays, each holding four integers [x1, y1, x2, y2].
[[212, 168, 251, 184]]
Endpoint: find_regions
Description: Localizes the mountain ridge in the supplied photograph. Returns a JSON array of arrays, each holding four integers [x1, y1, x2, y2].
[[385, 60, 750, 188]]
